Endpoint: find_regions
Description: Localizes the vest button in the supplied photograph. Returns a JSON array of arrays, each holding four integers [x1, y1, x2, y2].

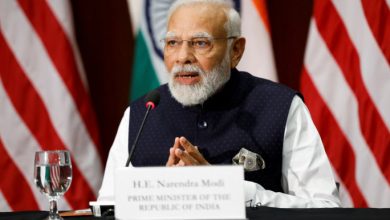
[[197, 121, 208, 129]]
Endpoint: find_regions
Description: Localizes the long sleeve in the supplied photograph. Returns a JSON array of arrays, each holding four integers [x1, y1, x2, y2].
[[98, 108, 130, 201], [244, 96, 341, 207]]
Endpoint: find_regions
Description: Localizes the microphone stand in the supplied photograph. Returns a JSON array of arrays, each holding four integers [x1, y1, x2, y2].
[[125, 104, 153, 167]]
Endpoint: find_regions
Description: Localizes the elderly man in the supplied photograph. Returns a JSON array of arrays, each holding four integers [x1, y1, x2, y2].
[[99, 0, 340, 208]]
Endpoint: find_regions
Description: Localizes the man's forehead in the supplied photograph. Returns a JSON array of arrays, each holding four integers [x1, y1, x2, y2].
[[165, 31, 212, 38], [167, 3, 228, 37]]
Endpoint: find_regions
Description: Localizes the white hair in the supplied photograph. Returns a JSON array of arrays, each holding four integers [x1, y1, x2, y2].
[[166, 0, 239, 106], [167, 0, 241, 37], [168, 48, 231, 106]]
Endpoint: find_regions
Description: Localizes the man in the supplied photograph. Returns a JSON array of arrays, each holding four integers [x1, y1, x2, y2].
[[99, 0, 340, 207]]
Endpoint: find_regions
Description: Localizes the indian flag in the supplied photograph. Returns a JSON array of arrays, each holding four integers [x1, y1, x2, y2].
[[128, 0, 277, 100]]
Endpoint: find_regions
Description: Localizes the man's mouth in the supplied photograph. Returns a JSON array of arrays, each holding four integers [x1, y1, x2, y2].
[[174, 72, 201, 85], [175, 72, 199, 78]]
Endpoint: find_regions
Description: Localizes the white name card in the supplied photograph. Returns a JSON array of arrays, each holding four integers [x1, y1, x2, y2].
[[115, 166, 245, 220]]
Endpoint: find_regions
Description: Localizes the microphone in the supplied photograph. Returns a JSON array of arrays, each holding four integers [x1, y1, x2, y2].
[[125, 90, 160, 167]]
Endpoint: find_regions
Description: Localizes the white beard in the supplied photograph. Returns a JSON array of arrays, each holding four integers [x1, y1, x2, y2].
[[168, 53, 231, 106]]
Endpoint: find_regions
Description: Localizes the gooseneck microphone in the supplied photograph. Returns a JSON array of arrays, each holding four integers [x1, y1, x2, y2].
[[125, 90, 160, 167]]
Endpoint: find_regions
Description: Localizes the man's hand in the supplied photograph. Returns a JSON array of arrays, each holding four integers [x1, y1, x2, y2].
[[166, 136, 210, 166], [166, 137, 181, 166]]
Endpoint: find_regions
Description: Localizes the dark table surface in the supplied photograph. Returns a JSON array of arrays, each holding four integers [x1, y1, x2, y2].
[[1, 207, 390, 220]]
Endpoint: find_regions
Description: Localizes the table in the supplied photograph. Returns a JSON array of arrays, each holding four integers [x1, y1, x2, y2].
[[1, 207, 390, 220]]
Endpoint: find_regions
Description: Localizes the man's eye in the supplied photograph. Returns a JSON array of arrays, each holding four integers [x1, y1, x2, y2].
[[166, 40, 179, 46], [193, 39, 210, 48]]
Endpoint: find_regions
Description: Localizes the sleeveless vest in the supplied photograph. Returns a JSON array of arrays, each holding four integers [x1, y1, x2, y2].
[[128, 69, 299, 192]]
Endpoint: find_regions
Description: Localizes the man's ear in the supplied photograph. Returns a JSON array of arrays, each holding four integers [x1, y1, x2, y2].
[[230, 37, 246, 68]]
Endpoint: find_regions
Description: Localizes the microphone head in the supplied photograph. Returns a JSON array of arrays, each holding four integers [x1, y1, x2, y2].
[[144, 90, 160, 110]]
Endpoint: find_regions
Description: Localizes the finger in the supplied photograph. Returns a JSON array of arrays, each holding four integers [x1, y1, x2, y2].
[[179, 137, 197, 153], [166, 138, 180, 166], [166, 148, 176, 166], [175, 148, 199, 165], [173, 137, 180, 149], [179, 137, 209, 164]]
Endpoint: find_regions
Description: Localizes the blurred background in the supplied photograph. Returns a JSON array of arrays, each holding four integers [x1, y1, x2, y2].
[[1, 0, 389, 211]]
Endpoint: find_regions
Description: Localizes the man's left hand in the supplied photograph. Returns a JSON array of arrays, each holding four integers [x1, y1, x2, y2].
[[168, 136, 210, 166]]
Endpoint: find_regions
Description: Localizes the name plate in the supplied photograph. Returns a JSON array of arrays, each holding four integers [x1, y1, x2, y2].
[[115, 166, 245, 220]]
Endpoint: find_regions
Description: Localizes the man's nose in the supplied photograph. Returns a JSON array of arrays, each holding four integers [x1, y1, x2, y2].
[[176, 42, 196, 64]]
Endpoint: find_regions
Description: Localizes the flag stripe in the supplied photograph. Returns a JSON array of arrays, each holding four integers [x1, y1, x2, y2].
[[0, 33, 95, 209], [0, 138, 40, 210], [314, 0, 390, 183], [0, 0, 102, 196], [16, 0, 102, 159], [45, 0, 89, 88], [139, 11, 169, 84], [251, 0, 270, 33], [237, 0, 277, 81], [332, 0, 390, 129], [361, 0, 390, 64], [0, 78, 64, 210], [0, 190, 12, 212], [303, 19, 390, 207], [331, 172, 354, 208], [301, 69, 368, 207], [131, 31, 161, 100]]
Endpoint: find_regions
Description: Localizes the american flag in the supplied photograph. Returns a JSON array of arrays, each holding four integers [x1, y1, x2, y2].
[[301, 0, 390, 207], [0, 0, 103, 210]]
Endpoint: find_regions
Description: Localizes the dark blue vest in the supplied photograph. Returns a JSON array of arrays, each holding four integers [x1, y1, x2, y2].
[[128, 69, 299, 192]]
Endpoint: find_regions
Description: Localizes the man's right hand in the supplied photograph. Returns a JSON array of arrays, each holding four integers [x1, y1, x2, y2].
[[166, 136, 210, 166]]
